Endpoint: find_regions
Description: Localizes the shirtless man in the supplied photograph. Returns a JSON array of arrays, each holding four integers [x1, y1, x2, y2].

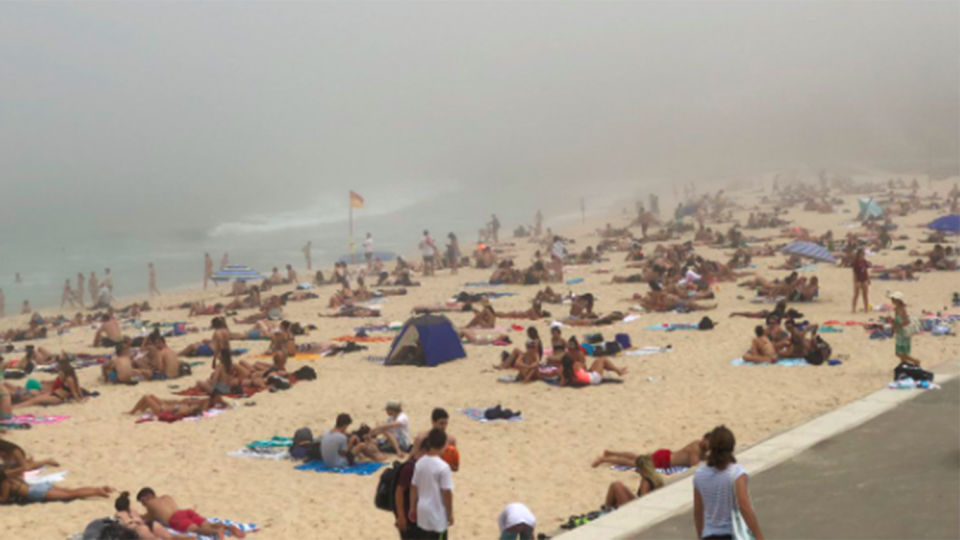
[[591, 434, 710, 469], [493, 339, 542, 383], [410, 408, 459, 470], [286, 264, 298, 285], [209, 317, 232, 369], [93, 314, 124, 348], [75, 273, 85, 308], [136, 488, 246, 539], [743, 326, 778, 364], [203, 253, 214, 290], [148, 263, 161, 297], [104, 342, 151, 384], [155, 337, 182, 379]]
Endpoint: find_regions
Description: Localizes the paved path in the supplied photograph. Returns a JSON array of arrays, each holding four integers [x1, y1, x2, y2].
[[631, 378, 960, 540]]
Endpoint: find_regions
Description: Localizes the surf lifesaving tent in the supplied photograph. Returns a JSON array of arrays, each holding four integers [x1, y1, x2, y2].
[[857, 198, 884, 220], [384, 315, 466, 367]]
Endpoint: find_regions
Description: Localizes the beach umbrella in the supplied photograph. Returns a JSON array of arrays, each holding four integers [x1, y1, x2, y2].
[[928, 214, 960, 233], [782, 241, 837, 264], [211, 264, 263, 282], [857, 198, 884, 220]]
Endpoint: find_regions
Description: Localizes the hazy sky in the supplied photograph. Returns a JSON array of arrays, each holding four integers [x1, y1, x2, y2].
[[1, 1, 957, 239]]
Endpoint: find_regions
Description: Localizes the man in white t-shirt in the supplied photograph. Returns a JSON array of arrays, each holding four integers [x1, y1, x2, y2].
[[421, 230, 436, 277], [498, 503, 536, 540], [410, 428, 454, 540], [369, 400, 412, 456], [363, 233, 373, 270]]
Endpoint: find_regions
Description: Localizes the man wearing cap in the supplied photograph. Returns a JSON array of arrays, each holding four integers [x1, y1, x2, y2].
[[369, 401, 412, 457]]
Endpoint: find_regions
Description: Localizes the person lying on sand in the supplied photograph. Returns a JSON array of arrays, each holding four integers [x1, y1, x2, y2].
[[743, 326, 778, 364], [498, 299, 548, 320], [729, 299, 803, 320], [458, 328, 510, 345], [188, 302, 223, 318], [136, 488, 246, 538], [127, 393, 229, 419], [562, 311, 627, 327], [412, 302, 474, 315], [0, 440, 59, 476], [1, 322, 49, 344], [234, 296, 283, 324], [569, 294, 596, 318], [115, 491, 190, 540], [319, 305, 382, 318], [14, 359, 85, 409], [558, 338, 627, 385], [603, 454, 664, 510], [225, 286, 261, 311], [238, 350, 288, 378], [0, 471, 114, 505], [534, 286, 564, 304], [591, 434, 710, 469]]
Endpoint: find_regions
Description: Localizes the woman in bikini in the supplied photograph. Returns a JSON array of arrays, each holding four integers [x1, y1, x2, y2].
[[558, 338, 627, 386], [465, 304, 497, 329], [14, 360, 85, 409], [0, 440, 59, 476], [603, 454, 664, 510], [0, 470, 113, 505]]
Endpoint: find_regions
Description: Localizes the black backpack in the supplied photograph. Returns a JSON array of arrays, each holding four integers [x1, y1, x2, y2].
[[804, 336, 832, 366], [374, 460, 404, 512], [698, 317, 716, 330], [894, 362, 934, 382], [178, 362, 192, 377], [293, 366, 317, 381], [83, 519, 137, 540]]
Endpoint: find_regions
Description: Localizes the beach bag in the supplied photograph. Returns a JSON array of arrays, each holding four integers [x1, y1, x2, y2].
[[729, 473, 756, 540], [894, 363, 934, 383], [293, 366, 317, 381], [585, 333, 604, 344], [178, 362, 192, 377], [698, 317, 716, 331], [267, 374, 291, 391], [804, 336, 832, 366], [83, 518, 137, 540], [374, 460, 404, 511], [903, 316, 922, 338], [615, 333, 632, 350]]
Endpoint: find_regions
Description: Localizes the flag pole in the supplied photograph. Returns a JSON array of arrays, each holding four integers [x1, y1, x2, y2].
[[349, 194, 354, 259]]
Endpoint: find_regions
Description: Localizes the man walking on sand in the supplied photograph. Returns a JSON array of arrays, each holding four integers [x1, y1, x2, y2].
[[363, 233, 374, 271], [204, 253, 215, 290], [303, 241, 312, 271], [149, 263, 161, 297], [411, 428, 454, 540], [851, 249, 870, 313]]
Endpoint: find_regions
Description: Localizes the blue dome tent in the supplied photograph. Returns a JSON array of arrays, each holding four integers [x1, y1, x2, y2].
[[384, 315, 467, 367]]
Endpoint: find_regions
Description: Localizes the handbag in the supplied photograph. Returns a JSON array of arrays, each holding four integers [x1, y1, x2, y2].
[[730, 471, 756, 540]]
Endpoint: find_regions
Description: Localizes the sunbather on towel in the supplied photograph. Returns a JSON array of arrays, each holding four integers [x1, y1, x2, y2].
[[562, 311, 626, 327], [127, 393, 229, 419], [591, 434, 710, 469], [0, 439, 59, 476], [412, 302, 473, 315], [115, 491, 190, 540], [603, 454, 664, 510], [136, 488, 246, 538], [319, 305, 382, 318], [743, 326, 778, 364], [0, 471, 114, 504], [498, 299, 548, 320], [458, 328, 509, 345], [558, 338, 628, 386], [14, 359, 86, 409]]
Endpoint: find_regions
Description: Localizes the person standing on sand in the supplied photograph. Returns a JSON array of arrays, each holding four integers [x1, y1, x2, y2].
[[890, 291, 922, 367], [490, 214, 501, 244], [203, 253, 214, 290], [149, 263, 161, 297], [21, 300, 30, 315], [534, 210, 543, 238], [421, 231, 436, 277], [61, 279, 76, 309], [411, 428, 455, 540], [550, 236, 566, 282], [220, 253, 229, 270], [694, 426, 764, 540], [364, 233, 374, 270], [446, 233, 460, 276], [103, 268, 114, 293], [303, 241, 312, 271], [851, 248, 870, 313], [88, 272, 98, 305], [75, 273, 85, 308]]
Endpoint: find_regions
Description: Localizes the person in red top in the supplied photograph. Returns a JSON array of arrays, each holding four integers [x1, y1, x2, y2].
[[851, 249, 871, 313]]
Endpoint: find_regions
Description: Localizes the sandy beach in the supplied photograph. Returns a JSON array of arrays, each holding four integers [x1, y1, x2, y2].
[[2, 179, 959, 540]]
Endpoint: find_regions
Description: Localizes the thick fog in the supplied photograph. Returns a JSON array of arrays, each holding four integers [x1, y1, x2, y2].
[[0, 0, 957, 243]]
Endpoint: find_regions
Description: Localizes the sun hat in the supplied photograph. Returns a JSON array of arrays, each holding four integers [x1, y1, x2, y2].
[[385, 400, 402, 411], [888, 291, 905, 303]]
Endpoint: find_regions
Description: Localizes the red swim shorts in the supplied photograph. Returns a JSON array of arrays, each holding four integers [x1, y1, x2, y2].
[[651, 448, 672, 469], [169, 509, 206, 533]]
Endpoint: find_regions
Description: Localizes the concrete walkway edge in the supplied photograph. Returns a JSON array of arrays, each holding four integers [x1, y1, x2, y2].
[[558, 360, 960, 540]]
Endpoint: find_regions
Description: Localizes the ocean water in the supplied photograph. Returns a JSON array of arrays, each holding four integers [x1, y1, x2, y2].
[[0, 184, 634, 313]]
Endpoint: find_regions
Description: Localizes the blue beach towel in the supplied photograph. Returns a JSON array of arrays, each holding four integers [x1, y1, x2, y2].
[[731, 357, 808, 367], [295, 461, 385, 476], [460, 408, 524, 423], [465, 281, 501, 288]]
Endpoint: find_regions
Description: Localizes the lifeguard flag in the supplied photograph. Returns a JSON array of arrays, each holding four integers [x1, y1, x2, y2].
[[350, 191, 365, 209]]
